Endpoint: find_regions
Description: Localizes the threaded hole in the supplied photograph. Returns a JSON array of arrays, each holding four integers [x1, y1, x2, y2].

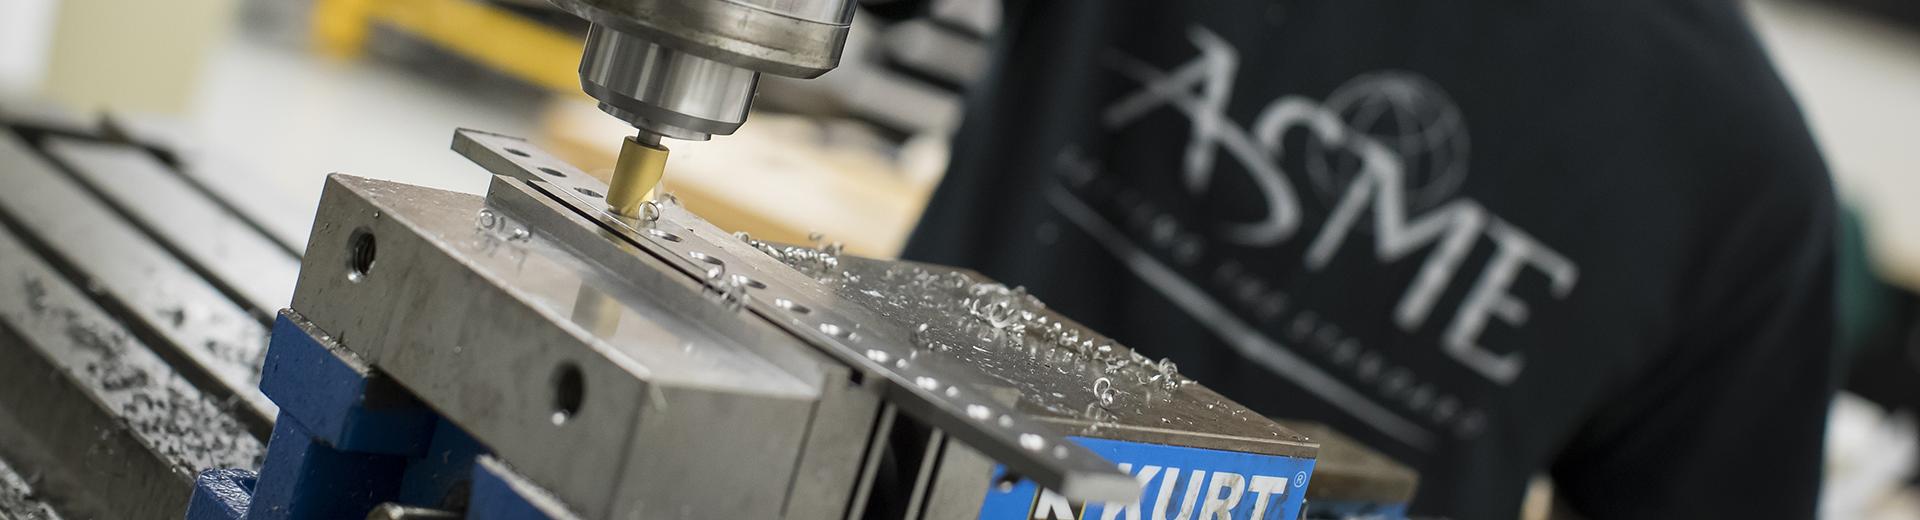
[[551, 362, 584, 426], [346, 229, 376, 282]]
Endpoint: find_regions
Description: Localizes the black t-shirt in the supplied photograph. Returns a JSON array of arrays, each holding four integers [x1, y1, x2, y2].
[[903, 1, 1837, 518]]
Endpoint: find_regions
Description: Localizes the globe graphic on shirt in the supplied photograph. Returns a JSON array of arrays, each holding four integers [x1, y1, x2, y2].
[[1304, 71, 1471, 211]]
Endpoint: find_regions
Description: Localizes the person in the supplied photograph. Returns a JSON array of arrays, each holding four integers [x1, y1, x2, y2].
[[903, 1, 1837, 518]]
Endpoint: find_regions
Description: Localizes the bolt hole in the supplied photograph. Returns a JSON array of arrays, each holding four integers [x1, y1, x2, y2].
[[688, 251, 724, 266], [539, 167, 566, 178], [575, 187, 602, 198], [647, 229, 682, 242], [506, 148, 530, 158], [346, 229, 376, 282], [775, 298, 810, 314], [727, 274, 764, 290], [550, 362, 585, 426]]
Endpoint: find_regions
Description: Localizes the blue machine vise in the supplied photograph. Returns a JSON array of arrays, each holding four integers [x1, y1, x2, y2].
[[186, 312, 553, 520]]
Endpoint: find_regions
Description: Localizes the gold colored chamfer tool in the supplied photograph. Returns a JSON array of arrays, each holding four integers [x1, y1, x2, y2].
[[607, 134, 669, 217]]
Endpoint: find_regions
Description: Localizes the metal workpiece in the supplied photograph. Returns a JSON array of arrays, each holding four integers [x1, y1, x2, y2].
[[451, 129, 1144, 503], [0, 133, 275, 434], [290, 174, 858, 519], [822, 256, 1318, 459], [1274, 421, 1420, 506], [582, 26, 758, 140], [549, 0, 854, 79], [0, 224, 264, 520], [40, 137, 299, 322]]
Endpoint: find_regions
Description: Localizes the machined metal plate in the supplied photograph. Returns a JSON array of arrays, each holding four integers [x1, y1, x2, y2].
[[821, 256, 1316, 458], [1274, 420, 1418, 504], [453, 129, 1140, 502]]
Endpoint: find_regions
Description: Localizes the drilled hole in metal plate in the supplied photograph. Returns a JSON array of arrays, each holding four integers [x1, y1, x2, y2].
[[345, 229, 376, 283], [774, 298, 810, 314], [550, 362, 585, 426], [647, 229, 682, 242], [539, 167, 566, 177], [967, 404, 993, 420], [1020, 433, 1047, 451], [727, 274, 762, 291], [574, 187, 601, 198], [506, 148, 530, 157], [687, 251, 724, 266]]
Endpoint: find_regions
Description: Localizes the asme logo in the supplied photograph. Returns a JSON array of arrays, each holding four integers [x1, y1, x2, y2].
[[1096, 25, 1580, 387]]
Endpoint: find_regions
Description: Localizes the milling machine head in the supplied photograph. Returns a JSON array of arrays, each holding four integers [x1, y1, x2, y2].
[[548, 0, 857, 216]]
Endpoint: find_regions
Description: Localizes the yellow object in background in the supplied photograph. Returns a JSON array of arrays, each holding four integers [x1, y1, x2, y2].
[[40, 0, 238, 114], [312, 0, 583, 94]]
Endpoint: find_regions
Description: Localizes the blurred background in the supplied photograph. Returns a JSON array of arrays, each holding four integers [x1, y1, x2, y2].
[[0, 0, 1914, 517]]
